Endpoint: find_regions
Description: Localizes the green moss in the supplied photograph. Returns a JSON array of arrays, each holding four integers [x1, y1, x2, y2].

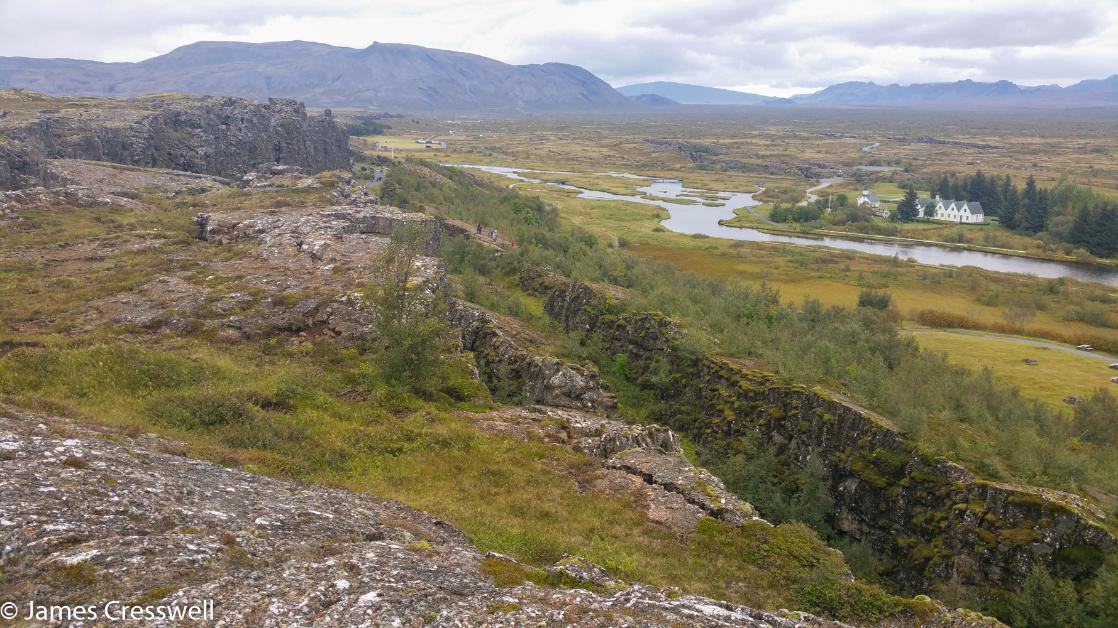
[[999, 527, 1041, 545], [52, 561, 98, 587], [975, 528, 998, 547], [479, 557, 529, 586], [486, 602, 522, 613], [1007, 493, 1046, 507]]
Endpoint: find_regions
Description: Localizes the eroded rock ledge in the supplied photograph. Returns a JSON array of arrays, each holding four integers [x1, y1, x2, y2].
[[450, 302, 617, 412], [471, 406, 760, 530], [0, 407, 843, 627], [519, 266, 1117, 592]]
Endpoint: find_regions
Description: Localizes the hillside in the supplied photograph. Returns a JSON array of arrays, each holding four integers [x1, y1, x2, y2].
[[0, 41, 632, 113]]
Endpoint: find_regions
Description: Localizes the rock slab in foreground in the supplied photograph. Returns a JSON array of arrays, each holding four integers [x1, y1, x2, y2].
[[0, 407, 841, 627]]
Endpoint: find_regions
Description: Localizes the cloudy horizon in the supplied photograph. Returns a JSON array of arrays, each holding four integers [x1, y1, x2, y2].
[[1, 0, 1115, 97]]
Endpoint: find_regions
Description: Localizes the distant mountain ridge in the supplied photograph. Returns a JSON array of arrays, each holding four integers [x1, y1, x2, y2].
[[0, 40, 1116, 111], [617, 81, 776, 105], [621, 77, 1118, 109], [789, 77, 1118, 108], [0, 41, 632, 113]]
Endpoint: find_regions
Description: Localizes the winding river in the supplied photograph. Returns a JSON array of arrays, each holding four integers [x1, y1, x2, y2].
[[449, 164, 1118, 287]]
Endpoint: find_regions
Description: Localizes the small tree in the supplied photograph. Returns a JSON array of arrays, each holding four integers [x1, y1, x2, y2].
[[1004, 567, 1081, 628], [896, 186, 919, 222], [365, 222, 451, 396], [1073, 389, 1118, 446]]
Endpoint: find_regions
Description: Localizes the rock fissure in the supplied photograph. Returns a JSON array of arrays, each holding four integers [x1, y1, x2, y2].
[[519, 265, 1117, 591]]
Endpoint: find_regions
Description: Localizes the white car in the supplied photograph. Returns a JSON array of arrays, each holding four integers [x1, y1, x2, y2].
[[1077, 344, 1094, 351], [1110, 363, 1118, 370]]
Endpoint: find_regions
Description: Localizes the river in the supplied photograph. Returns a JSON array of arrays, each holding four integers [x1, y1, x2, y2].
[[448, 164, 1118, 287]]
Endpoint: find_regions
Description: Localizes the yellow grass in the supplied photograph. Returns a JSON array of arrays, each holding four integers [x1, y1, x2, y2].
[[908, 329, 1117, 411]]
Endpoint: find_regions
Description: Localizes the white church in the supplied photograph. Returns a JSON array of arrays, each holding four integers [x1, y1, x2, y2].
[[916, 196, 986, 224]]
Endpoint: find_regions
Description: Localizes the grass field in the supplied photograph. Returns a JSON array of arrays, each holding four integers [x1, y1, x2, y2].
[[907, 329, 1118, 411]]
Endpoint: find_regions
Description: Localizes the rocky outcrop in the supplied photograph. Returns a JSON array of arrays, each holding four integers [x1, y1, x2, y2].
[[0, 406, 843, 627], [0, 94, 349, 189], [472, 406, 759, 530], [196, 205, 441, 257], [520, 266, 1118, 592], [449, 302, 616, 412]]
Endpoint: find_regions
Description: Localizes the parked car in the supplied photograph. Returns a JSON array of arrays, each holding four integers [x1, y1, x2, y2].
[[1109, 363, 1118, 370], [1112, 377, 1118, 384], [1077, 344, 1094, 351]]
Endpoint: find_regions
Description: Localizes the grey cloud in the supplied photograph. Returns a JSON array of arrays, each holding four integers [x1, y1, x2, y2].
[[843, 8, 1101, 49]]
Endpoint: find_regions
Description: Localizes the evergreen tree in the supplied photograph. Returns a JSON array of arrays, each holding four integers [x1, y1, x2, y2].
[[968, 170, 986, 202], [1091, 206, 1118, 257], [1070, 207, 1093, 249], [1003, 184, 1021, 230], [998, 175, 1014, 218], [897, 186, 919, 222], [1021, 176, 1042, 233], [936, 174, 951, 199]]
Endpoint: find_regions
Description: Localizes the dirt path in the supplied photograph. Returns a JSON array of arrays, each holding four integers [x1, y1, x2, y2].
[[906, 327, 1118, 363], [800, 176, 843, 206]]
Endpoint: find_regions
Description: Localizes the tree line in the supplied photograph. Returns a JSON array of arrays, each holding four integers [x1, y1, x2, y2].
[[919, 171, 1118, 257]]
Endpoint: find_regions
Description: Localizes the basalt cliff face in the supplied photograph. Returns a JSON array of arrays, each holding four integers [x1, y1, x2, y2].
[[519, 266, 1117, 593], [0, 91, 349, 190]]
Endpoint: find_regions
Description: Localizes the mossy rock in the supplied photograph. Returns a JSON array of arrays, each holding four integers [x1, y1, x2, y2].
[[998, 527, 1041, 545]]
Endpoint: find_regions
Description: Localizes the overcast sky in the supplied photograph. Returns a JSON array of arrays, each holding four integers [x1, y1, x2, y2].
[[1, 0, 1115, 96]]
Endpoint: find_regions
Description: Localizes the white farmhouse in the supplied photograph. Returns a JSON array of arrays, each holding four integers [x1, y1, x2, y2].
[[856, 189, 881, 209], [916, 196, 985, 224]]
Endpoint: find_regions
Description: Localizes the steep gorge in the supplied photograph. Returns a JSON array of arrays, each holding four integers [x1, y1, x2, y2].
[[517, 265, 1117, 594]]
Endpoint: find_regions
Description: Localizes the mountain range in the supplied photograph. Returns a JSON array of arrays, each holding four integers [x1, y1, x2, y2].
[[617, 82, 775, 105], [1, 40, 1116, 112], [0, 41, 630, 113]]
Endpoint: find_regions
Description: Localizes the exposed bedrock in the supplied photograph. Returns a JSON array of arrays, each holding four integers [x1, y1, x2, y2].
[[0, 95, 349, 189], [0, 407, 844, 627]]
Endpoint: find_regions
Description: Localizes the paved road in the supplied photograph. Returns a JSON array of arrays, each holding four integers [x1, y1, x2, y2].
[[906, 327, 1118, 363]]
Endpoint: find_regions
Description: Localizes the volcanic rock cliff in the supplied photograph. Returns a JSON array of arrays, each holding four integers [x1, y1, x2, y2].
[[0, 90, 349, 190]]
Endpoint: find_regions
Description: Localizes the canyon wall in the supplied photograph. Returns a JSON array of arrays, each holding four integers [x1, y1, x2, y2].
[[520, 266, 1116, 591]]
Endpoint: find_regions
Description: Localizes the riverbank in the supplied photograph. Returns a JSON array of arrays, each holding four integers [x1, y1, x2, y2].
[[720, 206, 1118, 270]]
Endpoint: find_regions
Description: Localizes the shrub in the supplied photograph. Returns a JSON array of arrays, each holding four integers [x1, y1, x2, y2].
[[857, 289, 892, 310], [147, 391, 260, 430]]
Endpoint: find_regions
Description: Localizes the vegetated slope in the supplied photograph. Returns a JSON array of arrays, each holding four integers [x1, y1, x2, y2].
[[0, 159, 985, 625], [0, 89, 349, 189], [618, 82, 777, 105], [0, 41, 632, 113], [382, 159, 1118, 625]]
